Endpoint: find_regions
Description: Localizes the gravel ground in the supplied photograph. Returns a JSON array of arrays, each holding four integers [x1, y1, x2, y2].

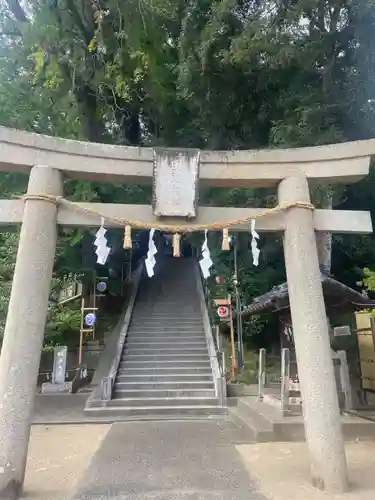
[[237, 441, 375, 500], [22, 424, 110, 500]]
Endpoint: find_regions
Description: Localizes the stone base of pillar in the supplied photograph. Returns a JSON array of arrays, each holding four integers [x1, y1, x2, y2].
[[41, 381, 73, 393]]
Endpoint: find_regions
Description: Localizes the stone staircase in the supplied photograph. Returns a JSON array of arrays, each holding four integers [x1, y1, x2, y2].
[[228, 396, 375, 442], [90, 258, 226, 419]]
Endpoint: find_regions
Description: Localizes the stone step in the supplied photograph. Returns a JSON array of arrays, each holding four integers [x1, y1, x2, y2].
[[126, 340, 206, 346], [236, 398, 277, 429], [131, 315, 201, 320], [134, 304, 200, 308], [126, 336, 206, 340], [125, 345, 207, 352], [131, 313, 200, 316], [135, 305, 198, 308], [135, 297, 198, 300], [129, 323, 203, 328], [136, 292, 197, 296], [125, 335, 207, 349], [129, 331, 203, 335], [115, 381, 214, 390], [125, 344, 207, 351], [117, 366, 213, 375], [116, 373, 213, 382], [123, 347, 208, 356], [119, 359, 211, 368], [138, 286, 197, 290], [132, 314, 200, 318], [114, 388, 216, 398], [120, 356, 211, 364], [134, 310, 199, 313], [86, 258, 223, 421], [136, 292, 198, 296], [138, 298, 197, 301], [127, 328, 206, 341], [131, 322, 198, 327], [125, 340, 206, 346], [121, 354, 209, 362], [137, 291, 197, 294], [132, 310, 201, 314], [139, 287, 197, 290], [229, 404, 275, 443], [135, 305, 200, 309], [84, 405, 227, 419], [227, 397, 375, 443], [135, 295, 197, 298], [125, 338, 206, 345], [136, 307, 199, 310], [129, 325, 204, 329], [137, 294, 198, 298], [108, 396, 219, 407]]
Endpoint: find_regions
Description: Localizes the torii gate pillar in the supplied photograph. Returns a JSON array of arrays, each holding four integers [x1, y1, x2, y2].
[[278, 175, 348, 492], [0, 166, 62, 499]]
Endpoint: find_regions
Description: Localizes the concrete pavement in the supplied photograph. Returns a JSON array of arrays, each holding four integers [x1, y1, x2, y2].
[[70, 420, 265, 500]]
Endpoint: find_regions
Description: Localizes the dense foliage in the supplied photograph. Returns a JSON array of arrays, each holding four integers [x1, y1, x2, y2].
[[1, 0, 375, 347]]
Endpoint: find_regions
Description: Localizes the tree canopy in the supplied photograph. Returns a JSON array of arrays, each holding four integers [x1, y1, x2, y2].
[[1, 0, 375, 346]]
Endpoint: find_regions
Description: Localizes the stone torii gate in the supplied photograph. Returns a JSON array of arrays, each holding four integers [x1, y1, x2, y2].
[[0, 126, 374, 498]]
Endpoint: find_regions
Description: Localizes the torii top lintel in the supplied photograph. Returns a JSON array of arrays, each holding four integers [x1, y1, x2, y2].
[[0, 126, 373, 188]]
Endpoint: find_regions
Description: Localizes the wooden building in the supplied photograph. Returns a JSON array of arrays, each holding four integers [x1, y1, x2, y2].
[[242, 274, 375, 391]]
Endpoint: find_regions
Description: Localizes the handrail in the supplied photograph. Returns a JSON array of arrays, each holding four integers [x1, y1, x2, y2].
[[89, 301, 131, 390], [202, 280, 217, 331], [194, 263, 227, 406], [198, 270, 224, 371], [102, 259, 144, 400], [85, 259, 144, 404]]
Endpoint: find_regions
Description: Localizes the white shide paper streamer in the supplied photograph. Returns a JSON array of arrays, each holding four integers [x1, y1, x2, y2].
[[199, 230, 213, 279], [250, 219, 260, 266], [145, 229, 158, 277], [94, 217, 110, 265]]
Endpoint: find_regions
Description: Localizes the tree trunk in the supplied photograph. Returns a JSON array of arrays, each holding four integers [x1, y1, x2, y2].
[[75, 85, 104, 142]]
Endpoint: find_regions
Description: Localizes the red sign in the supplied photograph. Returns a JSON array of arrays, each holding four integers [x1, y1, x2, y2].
[[217, 306, 229, 319]]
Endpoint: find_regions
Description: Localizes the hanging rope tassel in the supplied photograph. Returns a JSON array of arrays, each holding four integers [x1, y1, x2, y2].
[[173, 233, 181, 257], [123, 225, 132, 249], [222, 228, 230, 251]]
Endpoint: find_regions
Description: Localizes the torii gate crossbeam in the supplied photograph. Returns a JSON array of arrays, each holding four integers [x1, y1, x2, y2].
[[0, 126, 374, 498], [0, 125, 371, 186]]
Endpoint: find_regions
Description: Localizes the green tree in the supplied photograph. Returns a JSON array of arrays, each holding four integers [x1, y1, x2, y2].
[[1, 0, 375, 348]]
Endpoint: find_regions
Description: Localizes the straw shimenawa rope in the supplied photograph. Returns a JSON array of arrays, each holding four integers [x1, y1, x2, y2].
[[19, 193, 314, 233]]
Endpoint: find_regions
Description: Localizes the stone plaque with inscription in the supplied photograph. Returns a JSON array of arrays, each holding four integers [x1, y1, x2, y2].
[[52, 345, 68, 385], [152, 149, 200, 219]]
